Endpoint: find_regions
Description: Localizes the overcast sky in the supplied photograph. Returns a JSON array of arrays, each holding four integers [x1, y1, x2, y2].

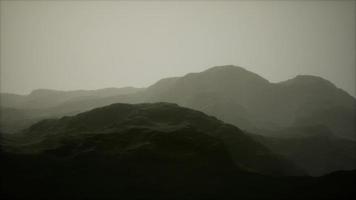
[[1, 0, 355, 96]]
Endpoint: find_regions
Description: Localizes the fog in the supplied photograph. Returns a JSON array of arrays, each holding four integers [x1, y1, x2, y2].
[[1, 0, 355, 96]]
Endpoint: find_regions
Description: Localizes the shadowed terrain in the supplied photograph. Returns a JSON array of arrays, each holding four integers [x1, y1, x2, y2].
[[1, 103, 355, 199], [250, 125, 356, 176]]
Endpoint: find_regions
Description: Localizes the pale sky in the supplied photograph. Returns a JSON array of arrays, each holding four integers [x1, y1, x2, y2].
[[1, 0, 355, 96]]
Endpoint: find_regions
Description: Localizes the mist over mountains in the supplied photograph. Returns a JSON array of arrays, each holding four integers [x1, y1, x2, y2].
[[1, 65, 355, 198]]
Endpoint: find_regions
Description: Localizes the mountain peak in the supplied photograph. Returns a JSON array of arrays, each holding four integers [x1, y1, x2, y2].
[[30, 89, 63, 95], [281, 74, 336, 89], [201, 65, 269, 82], [295, 75, 332, 82], [204, 65, 249, 73]]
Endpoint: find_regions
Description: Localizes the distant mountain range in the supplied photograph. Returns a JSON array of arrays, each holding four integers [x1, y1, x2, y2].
[[1, 65, 355, 177], [2, 103, 355, 199], [2, 65, 355, 139], [0, 87, 141, 110]]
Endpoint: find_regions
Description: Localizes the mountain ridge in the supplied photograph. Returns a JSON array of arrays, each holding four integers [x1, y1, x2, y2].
[[1, 65, 355, 139]]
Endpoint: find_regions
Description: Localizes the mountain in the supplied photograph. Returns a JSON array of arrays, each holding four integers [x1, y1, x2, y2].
[[2, 66, 354, 139], [3, 102, 304, 176], [1, 103, 354, 199], [140, 65, 356, 140], [5, 65, 354, 139], [1, 65, 355, 176]]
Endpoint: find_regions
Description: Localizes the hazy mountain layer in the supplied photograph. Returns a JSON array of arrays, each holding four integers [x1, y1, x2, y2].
[[0, 87, 141, 109], [0, 87, 141, 133], [250, 125, 356, 176]]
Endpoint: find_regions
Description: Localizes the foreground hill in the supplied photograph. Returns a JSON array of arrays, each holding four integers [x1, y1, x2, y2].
[[1, 103, 355, 199], [2, 103, 303, 176]]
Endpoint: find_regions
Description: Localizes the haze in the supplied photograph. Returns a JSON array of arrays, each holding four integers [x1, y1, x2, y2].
[[1, 0, 355, 96]]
